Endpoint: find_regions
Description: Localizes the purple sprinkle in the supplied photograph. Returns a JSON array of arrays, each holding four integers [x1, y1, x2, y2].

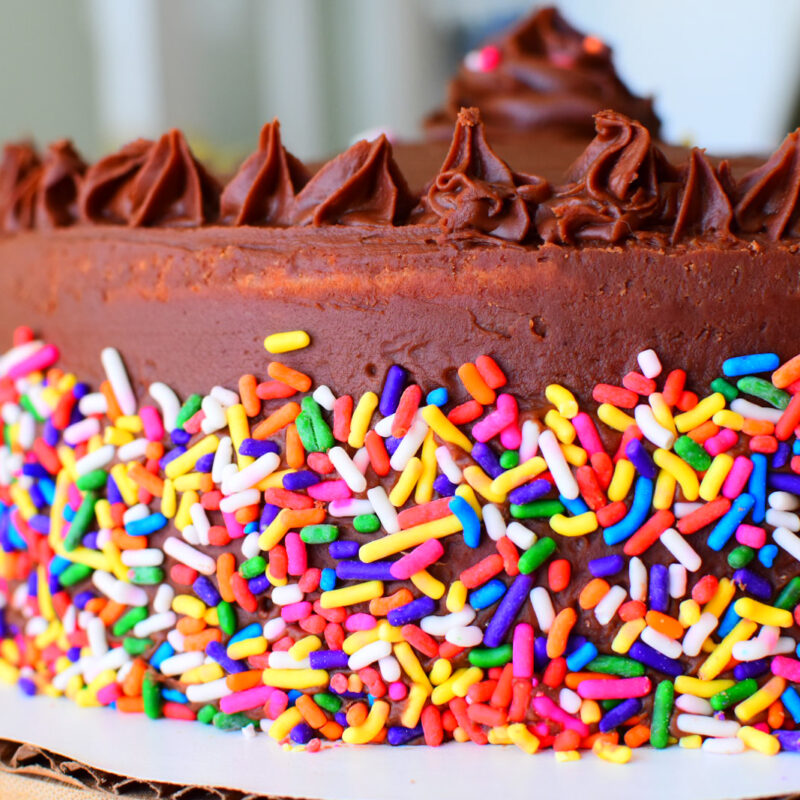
[[27, 515, 50, 534], [0, 609, 5, 639], [768, 473, 800, 494], [379, 365, 406, 417], [68, 405, 83, 427], [734, 659, 769, 681], [329, 541, 359, 560], [239, 438, 280, 458], [159, 446, 185, 469], [433, 475, 457, 497], [18, 677, 37, 696], [67, 646, 82, 662], [625, 439, 657, 479], [107, 475, 123, 505], [471, 443, 503, 479], [27, 572, 37, 596], [732, 568, 772, 601], [195, 453, 215, 473], [387, 724, 424, 745], [384, 437, 401, 456], [483, 574, 533, 648], [534, 637, 549, 671], [335, 711, 348, 727], [43, 420, 59, 447], [73, 591, 95, 610], [48, 574, 60, 595], [193, 576, 221, 606], [649, 563, 669, 613], [775, 730, 800, 752], [336, 561, 394, 581], [283, 470, 319, 491], [588, 555, 625, 578], [260, 503, 280, 530], [773, 442, 791, 470], [309, 650, 349, 670], [82, 532, 99, 550], [387, 596, 436, 626], [628, 641, 683, 676], [73, 382, 89, 400], [599, 698, 642, 733], [171, 429, 191, 446], [290, 722, 315, 744], [508, 479, 551, 506], [206, 640, 246, 673], [22, 464, 50, 481], [564, 634, 587, 657], [248, 575, 270, 595]]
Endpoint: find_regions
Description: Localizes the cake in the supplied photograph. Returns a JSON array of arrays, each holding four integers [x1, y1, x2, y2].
[[3, 15, 800, 766]]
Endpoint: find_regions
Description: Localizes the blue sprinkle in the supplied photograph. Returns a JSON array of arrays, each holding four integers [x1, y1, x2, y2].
[[449, 495, 481, 548], [749, 454, 767, 523], [426, 387, 449, 407], [125, 512, 168, 537], [783, 687, 800, 724], [707, 493, 755, 551], [566, 641, 598, 672], [717, 603, 741, 638], [162, 688, 188, 704], [759, 543, 779, 568], [228, 623, 262, 645], [722, 353, 780, 377], [604, 477, 653, 546], [560, 493, 589, 515], [150, 641, 175, 670], [320, 568, 337, 591], [468, 578, 507, 611]]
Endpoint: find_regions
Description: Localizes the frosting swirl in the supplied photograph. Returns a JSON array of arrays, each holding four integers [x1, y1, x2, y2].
[[427, 107, 549, 242], [671, 148, 733, 242], [80, 130, 220, 227], [292, 135, 414, 226], [35, 140, 87, 229], [425, 7, 660, 138], [0, 142, 41, 232], [220, 120, 309, 226]]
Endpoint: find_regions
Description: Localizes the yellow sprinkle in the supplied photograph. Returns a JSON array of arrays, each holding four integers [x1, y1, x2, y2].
[[342, 699, 390, 744], [343, 629, 380, 655], [544, 409, 576, 444], [269, 707, 303, 741], [454, 484, 482, 519], [593, 740, 632, 764], [414, 431, 437, 505], [431, 667, 467, 705], [698, 619, 758, 681], [649, 392, 677, 434], [489, 456, 546, 496], [348, 391, 379, 449], [674, 676, 735, 698], [227, 637, 267, 661], [429, 658, 453, 686], [653, 469, 676, 510], [452, 727, 470, 743], [101, 538, 128, 582], [653, 448, 699, 501], [37, 565, 55, 622], [258, 469, 295, 491], [393, 642, 432, 690], [400, 682, 430, 728], [674, 392, 726, 433], [9, 485, 36, 520], [289, 635, 322, 661], [108, 463, 137, 506], [598, 403, 636, 432], [389, 457, 423, 507], [161, 478, 176, 519], [421, 404, 472, 452], [679, 599, 701, 628], [411, 569, 445, 599], [175, 489, 199, 532], [173, 473, 206, 492], [181, 663, 224, 684], [488, 726, 512, 745], [319, 580, 384, 609], [555, 750, 581, 762], [704, 577, 736, 619], [204, 607, 219, 626], [452, 666, 483, 697], [172, 594, 207, 619], [165, 435, 220, 480], [115, 415, 143, 433], [679, 735, 703, 749], [104, 427, 133, 446], [734, 597, 794, 628], [699, 454, 734, 502], [263, 330, 311, 354], [262, 669, 329, 690], [611, 618, 645, 654], [561, 442, 588, 467], [738, 725, 780, 756], [549, 511, 597, 537], [34, 620, 61, 650], [94, 499, 113, 530], [463, 465, 507, 504], [545, 384, 579, 419], [580, 699, 601, 724], [87, 433, 103, 452], [56, 446, 78, 481], [446, 580, 467, 613], [359, 515, 461, 563], [376, 620, 403, 643], [265, 565, 288, 587], [226, 406, 253, 468], [608, 459, 635, 502], [507, 723, 540, 754], [75, 689, 101, 708], [0, 640, 20, 666], [735, 676, 785, 722], [713, 409, 743, 430], [258, 508, 291, 551]]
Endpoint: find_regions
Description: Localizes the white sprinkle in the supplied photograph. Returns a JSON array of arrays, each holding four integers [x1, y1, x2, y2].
[[328, 446, 367, 493], [219, 488, 261, 513], [91, 570, 148, 606], [0, 340, 43, 377], [668, 563, 687, 598], [84, 647, 130, 683], [263, 617, 287, 641], [242, 724, 256, 740], [682, 612, 718, 657], [134, 611, 177, 638], [101, 347, 136, 415], [635, 404, 675, 449], [367, 486, 399, 534], [766, 508, 800, 532], [210, 385, 239, 408], [182, 524, 200, 545], [52, 659, 85, 691], [769, 491, 800, 511], [212, 436, 233, 484], [773, 526, 800, 561], [201, 395, 227, 435], [675, 694, 712, 715], [506, 521, 536, 551], [445, 625, 483, 648], [353, 446, 370, 474], [328, 499, 374, 517], [348, 640, 392, 671], [594, 585, 627, 626], [190, 503, 211, 545], [378, 655, 401, 683], [163, 537, 216, 575], [629, 557, 648, 602], [420, 607, 476, 637], [674, 501, 703, 519], [435, 446, 462, 485], [660, 528, 702, 572], [87, 616, 108, 657], [702, 737, 746, 754], [677, 713, 741, 738], [241, 532, 261, 560], [153, 583, 175, 614], [268, 652, 310, 670], [117, 437, 148, 462], [529, 587, 555, 632], [482, 503, 506, 541], [559, 687, 582, 715], [222, 453, 280, 495], [75, 444, 115, 477], [538, 429, 579, 499], [123, 503, 150, 525], [271, 584, 304, 606], [149, 382, 181, 432], [389, 418, 429, 472], [730, 398, 782, 423], [641, 626, 682, 659], [519, 419, 541, 463], [161, 651, 204, 676], [312, 385, 336, 411], [121, 548, 164, 568], [63, 417, 100, 446], [373, 413, 395, 438], [17, 413, 34, 449], [186, 678, 232, 703], [637, 349, 662, 379], [78, 392, 108, 417]]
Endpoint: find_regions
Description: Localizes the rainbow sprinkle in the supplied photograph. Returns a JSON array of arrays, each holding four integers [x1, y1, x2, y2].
[[5, 325, 800, 759]]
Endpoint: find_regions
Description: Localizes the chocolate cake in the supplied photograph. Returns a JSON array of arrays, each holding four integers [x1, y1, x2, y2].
[[3, 7, 800, 762]]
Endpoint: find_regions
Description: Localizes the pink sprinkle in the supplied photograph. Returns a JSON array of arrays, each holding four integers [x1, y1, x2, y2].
[[531, 695, 589, 736], [281, 601, 312, 622], [753, 722, 771, 734], [735, 524, 767, 549], [266, 690, 289, 719], [722, 456, 754, 499], [328, 499, 362, 516], [7, 343, 59, 379], [572, 412, 604, 455], [577, 677, 652, 700], [285, 532, 307, 576], [390, 539, 444, 580], [472, 394, 517, 442], [500, 421, 522, 450], [388, 681, 408, 701], [183, 410, 204, 435], [222, 512, 245, 539], [96, 682, 122, 706], [307, 480, 351, 501], [705, 428, 738, 457], [512, 623, 534, 679], [220, 684, 275, 714], [772, 656, 800, 682], [345, 613, 377, 632], [139, 405, 165, 442], [67, 483, 82, 511], [478, 45, 501, 71]]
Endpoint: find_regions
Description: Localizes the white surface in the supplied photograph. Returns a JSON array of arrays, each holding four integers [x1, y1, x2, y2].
[[2, 689, 800, 798]]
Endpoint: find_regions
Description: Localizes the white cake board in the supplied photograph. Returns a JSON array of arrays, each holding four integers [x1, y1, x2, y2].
[[2, 688, 800, 799]]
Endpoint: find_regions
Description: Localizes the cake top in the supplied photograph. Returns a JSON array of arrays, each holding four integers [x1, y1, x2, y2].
[[0, 107, 798, 249]]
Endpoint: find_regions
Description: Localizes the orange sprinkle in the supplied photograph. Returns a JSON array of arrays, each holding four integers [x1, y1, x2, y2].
[[579, 578, 610, 610], [255, 380, 296, 400], [99, 600, 126, 626], [267, 362, 312, 393], [111, 527, 148, 550], [547, 607, 577, 659], [624, 723, 651, 748], [122, 658, 146, 697], [645, 610, 684, 640], [319, 720, 345, 741], [776, 393, 800, 441], [743, 418, 775, 437], [687, 420, 719, 444], [624, 509, 675, 557], [176, 616, 206, 636], [296, 694, 328, 729], [346, 702, 369, 727], [750, 434, 778, 454], [768, 700, 785, 730], [369, 588, 414, 616], [475, 355, 507, 389], [226, 670, 263, 692], [128, 462, 164, 497], [183, 628, 222, 651], [458, 362, 495, 405], [286, 423, 305, 469], [216, 553, 236, 603], [582, 731, 619, 749], [100, 380, 122, 422], [773, 354, 800, 388], [564, 672, 614, 690], [365, 430, 390, 476], [554, 728, 582, 751], [619, 600, 647, 621], [235, 505, 260, 525], [84, 597, 107, 615], [392, 385, 422, 439], [144, 441, 164, 460], [447, 400, 484, 425], [238, 374, 261, 417], [252, 402, 301, 439], [117, 696, 144, 714]]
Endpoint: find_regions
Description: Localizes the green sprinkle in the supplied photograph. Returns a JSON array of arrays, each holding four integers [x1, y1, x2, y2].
[[650, 680, 674, 749], [736, 376, 790, 410], [499, 450, 520, 469], [63, 492, 98, 551], [353, 514, 381, 534], [123, 637, 154, 656], [58, 562, 93, 587], [300, 524, 339, 544], [510, 500, 564, 519], [295, 412, 319, 452], [674, 436, 712, 471], [301, 396, 334, 452], [518, 536, 556, 574], [468, 644, 513, 668], [112, 607, 148, 637], [19, 395, 44, 423], [175, 394, 202, 429], [240, 556, 267, 579], [212, 711, 252, 731], [129, 566, 165, 585], [142, 674, 162, 719], [586, 655, 645, 677], [711, 377, 738, 403], [776, 577, 800, 610], [197, 704, 217, 725], [313, 692, 342, 713], [601, 698, 622, 711], [710, 678, 758, 711], [217, 601, 236, 636], [76, 469, 108, 492], [727, 545, 755, 569]]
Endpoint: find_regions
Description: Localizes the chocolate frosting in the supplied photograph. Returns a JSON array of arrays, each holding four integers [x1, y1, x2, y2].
[[35, 139, 87, 229], [671, 147, 733, 242], [220, 119, 309, 226], [734, 129, 800, 240], [425, 7, 660, 138], [0, 142, 41, 232], [80, 130, 220, 227], [426, 107, 549, 242], [292, 135, 414, 226], [536, 110, 678, 244]]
